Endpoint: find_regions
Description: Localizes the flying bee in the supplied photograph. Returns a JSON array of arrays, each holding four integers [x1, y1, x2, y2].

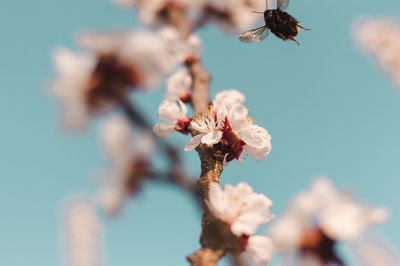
[[239, 0, 309, 45]]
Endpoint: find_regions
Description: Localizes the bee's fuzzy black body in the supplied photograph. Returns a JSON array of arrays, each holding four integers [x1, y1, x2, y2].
[[264, 9, 299, 42], [238, 0, 308, 44]]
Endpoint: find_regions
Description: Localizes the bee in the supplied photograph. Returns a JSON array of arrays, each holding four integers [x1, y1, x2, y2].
[[239, 0, 309, 45]]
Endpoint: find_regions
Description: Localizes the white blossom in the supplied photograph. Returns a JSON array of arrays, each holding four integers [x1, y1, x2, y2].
[[112, 0, 196, 26], [185, 90, 271, 163], [166, 68, 192, 101], [184, 110, 223, 151], [202, 0, 265, 31], [153, 97, 191, 138], [50, 47, 97, 131], [159, 26, 202, 63], [220, 103, 272, 162], [351, 236, 400, 266], [269, 178, 389, 252], [207, 182, 274, 236], [51, 31, 175, 131], [112, 0, 264, 32], [63, 199, 103, 266], [354, 18, 400, 89], [79, 31, 175, 88], [213, 89, 245, 109], [246, 235, 274, 266], [213, 89, 245, 122], [99, 115, 155, 214]]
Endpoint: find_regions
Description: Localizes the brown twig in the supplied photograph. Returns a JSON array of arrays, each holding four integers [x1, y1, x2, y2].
[[185, 51, 237, 266], [187, 249, 225, 266], [186, 59, 211, 115]]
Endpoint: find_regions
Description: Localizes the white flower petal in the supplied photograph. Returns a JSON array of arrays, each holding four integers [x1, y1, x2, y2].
[[228, 104, 248, 131], [244, 144, 271, 161], [101, 115, 133, 159], [246, 235, 274, 266], [207, 182, 274, 236], [98, 186, 127, 215], [153, 122, 176, 139], [231, 193, 274, 236], [268, 214, 305, 251], [178, 100, 188, 118], [239, 125, 271, 148], [201, 131, 223, 145], [51, 47, 95, 131], [206, 183, 227, 221], [158, 98, 182, 121], [184, 134, 204, 151]]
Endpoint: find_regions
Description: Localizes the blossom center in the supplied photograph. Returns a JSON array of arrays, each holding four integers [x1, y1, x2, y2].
[[86, 55, 141, 110], [222, 117, 245, 162], [300, 227, 343, 265]]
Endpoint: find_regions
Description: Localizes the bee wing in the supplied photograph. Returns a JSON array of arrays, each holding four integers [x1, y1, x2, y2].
[[277, 0, 290, 10], [239, 26, 269, 43]]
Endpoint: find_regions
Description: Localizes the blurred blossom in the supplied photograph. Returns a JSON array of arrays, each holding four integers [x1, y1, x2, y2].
[[112, 0, 264, 32], [246, 235, 274, 266], [79, 31, 175, 88], [207, 182, 274, 265], [98, 115, 155, 215], [354, 18, 400, 89], [153, 97, 191, 138], [112, 0, 197, 27], [63, 199, 103, 266], [159, 26, 202, 63], [201, 0, 265, 32], [351, 235, 400, 266], [269, 177, 388, 265], [51, 47, 98, 130], [51, 31, 175, 131], [165, 68, 192, 102]]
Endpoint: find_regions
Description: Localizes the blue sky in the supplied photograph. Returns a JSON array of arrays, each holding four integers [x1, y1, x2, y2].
[[1, 0, 400, 265]]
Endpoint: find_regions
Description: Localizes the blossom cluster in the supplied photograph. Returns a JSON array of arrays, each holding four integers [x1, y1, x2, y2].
[[268, 178, 388, 265], [51, 28, 201, 131], [112, 0, 265, 32], [354, 18, 400, 89], [51, 31, 176, 130], [207, 182, 275, 265], [98, 115, 155, 215], [154, 89, 272, 164]]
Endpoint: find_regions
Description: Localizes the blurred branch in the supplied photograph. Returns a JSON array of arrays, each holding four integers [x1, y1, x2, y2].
[[114, 92, 202, 207]]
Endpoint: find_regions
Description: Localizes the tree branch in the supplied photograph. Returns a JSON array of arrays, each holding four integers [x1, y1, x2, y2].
[[186, 59, 211, 115], [187, 249, 224, 266]]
